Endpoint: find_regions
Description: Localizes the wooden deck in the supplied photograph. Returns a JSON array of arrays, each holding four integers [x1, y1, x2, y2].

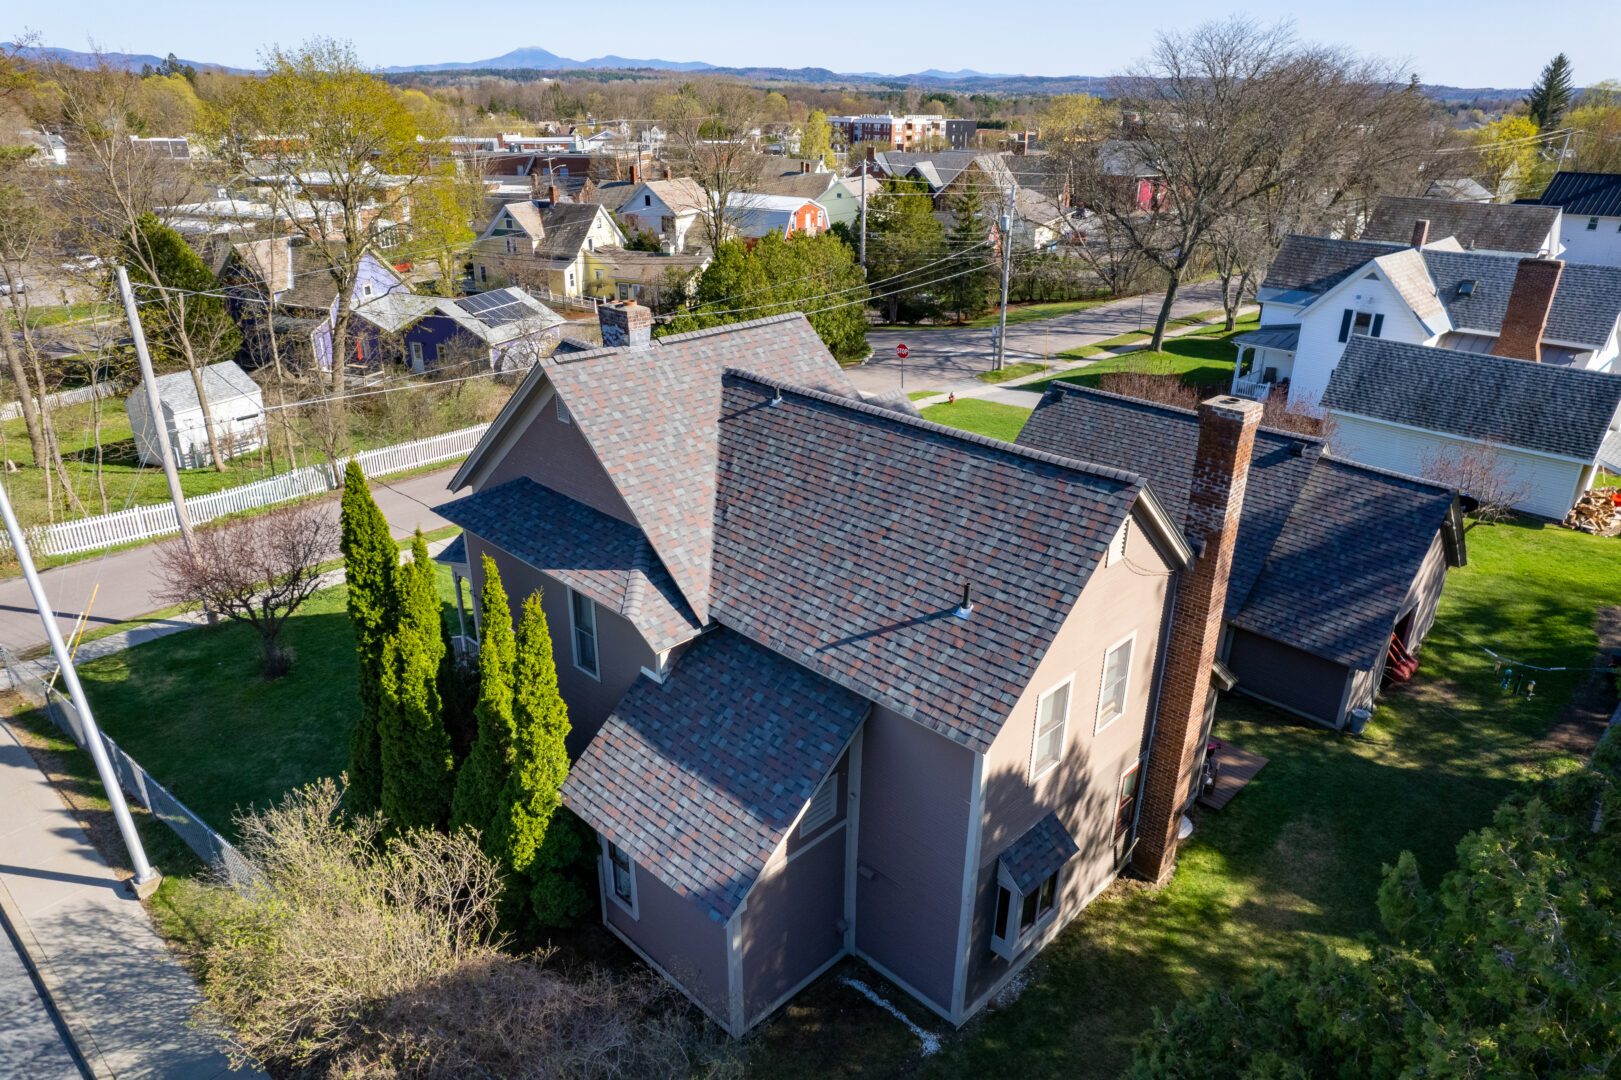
[[1196, 741, 1268, 811]]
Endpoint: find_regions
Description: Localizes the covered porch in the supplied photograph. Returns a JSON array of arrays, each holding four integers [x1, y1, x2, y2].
[[1231, 323, 1300, 401]]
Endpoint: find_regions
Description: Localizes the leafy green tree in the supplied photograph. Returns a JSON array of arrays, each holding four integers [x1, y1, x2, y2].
[[940, 187, 996, 322], [377, 531, 453, 830], [1527, 53, 1576, 129], [341, 463, 396, 815], [663, 231, 869, 360], [867, 179, 947, 324], [799, 110, 834, 168], [451, 555, 517, 846], [1130, 724, 1621, 1079]]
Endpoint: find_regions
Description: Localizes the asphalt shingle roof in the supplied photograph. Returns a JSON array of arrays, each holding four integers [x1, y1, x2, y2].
[[1322, 336, 1621, 461], [1421, 249, 1621, 347], [1537, 171, 1621, 218], [1362, 195, 1560, 254], [1261, 235, 1405, 300], [998, 812, 1079, 895], [142, 360, 261, 411], [1016, 385, 1459, 671], [709, 372, 1141, 753], [543, 314, 857, 624], [561, 628, 868, 923], [434, 477, 702, 652]]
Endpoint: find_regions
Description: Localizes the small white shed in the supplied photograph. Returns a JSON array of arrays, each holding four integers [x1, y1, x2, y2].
[[126, 361, 265, 468]]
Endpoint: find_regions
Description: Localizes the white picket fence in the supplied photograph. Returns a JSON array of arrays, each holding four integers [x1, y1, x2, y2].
[[12, 423, 489, 558], [0, 381, 124, 422]]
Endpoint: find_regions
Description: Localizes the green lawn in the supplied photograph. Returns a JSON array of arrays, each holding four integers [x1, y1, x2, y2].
[[908, 297, 1116, 331], [974, 361, 1059, 385], [919, 398, 1032, 442], [4, 303, 117, 329], [1018, 313, 1257, 394]]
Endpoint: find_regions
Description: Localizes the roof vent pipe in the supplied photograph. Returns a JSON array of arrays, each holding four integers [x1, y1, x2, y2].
[[955, 581, 974, 619], [769, 387, 784, 407]]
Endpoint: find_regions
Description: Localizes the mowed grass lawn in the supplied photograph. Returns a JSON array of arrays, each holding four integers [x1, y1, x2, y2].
[[1018, 312, 1259, 395]]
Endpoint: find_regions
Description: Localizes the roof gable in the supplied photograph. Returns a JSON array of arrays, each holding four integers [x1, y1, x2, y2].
[[709, 373, 1141, 752], [1323, 336, 1621, 459], [1362, 195, 1560, 254], [1261, 235, 1406, 303]]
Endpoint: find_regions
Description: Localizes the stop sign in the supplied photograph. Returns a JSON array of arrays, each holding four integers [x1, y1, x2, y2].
[[896, 343, 909, 359]]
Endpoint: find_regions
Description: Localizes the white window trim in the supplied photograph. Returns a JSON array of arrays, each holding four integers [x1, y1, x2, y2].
[[603, 838, 639, 919], [1116, 760, 1143, 840], [1095, 631, 1137, 734], [1028, 674, 1074, 780], [989, 864, 1062, 961], [568, 588, 601, 681], [799, 774, 839, 837]]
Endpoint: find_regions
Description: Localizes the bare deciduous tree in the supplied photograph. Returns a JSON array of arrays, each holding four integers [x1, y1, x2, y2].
[[1419, 442, 1528, 530], [154, 502, 338, 676], [656, 80, 765, 250]]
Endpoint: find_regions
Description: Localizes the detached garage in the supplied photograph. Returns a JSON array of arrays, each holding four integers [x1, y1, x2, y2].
[[127, 361, 265, 468], [1323, 337, 1621, 520]]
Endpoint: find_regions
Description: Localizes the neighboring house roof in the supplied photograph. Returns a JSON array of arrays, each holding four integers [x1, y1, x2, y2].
[[501, 201, 545, 238], [755, 172, 842, 201], [277, 245, 403, 311], [562, 628, 868, 923], [1323, 336, 1621, 461], [351, 287, 564, 346], [618, 178, 709, 215], [1016, 385, 1459, 672], [999, 812, 1080, 894], [873, 150, 979, 189], [137, 360, 261, 413], [709, 372, 1143, 753], [1362, 195, 1560, 254], [861, 388, 923, 416], [435, 476, 702, 652], [726, 192, 819, 213], [592, 249, 711, 283], [1427, 178, 1494, 202], [1536, 171, 1621, 218], [1261, 235, 1405, 301], [1015, 186, 1066, 227], [1421, 249, 1621, 347], [534, 202, 613, 261], [230, 237, 293, 295], [1097, 139, 1158, 178], [455, 314, 860, 625]]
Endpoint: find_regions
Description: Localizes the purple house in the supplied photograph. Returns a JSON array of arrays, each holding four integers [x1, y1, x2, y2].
[[350, 287, 568, 372]]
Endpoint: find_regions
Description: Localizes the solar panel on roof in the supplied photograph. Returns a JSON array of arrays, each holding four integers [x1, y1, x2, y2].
[[455, 290, 531, 327]]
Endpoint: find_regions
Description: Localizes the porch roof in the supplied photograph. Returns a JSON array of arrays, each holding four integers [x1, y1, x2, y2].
[[1232, 323, 1300, 353]]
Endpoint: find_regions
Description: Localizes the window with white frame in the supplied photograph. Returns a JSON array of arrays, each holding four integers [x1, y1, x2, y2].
[[1096, 636, 1134, 731], [409, 341, 423, 369], [570, 589, 599, 678], [606, 841, 637, 916], [799, 775, 839, 837], [505, 236, 518, 254], [361, 282, 374, 297], [991, 869, 1059, 959], [1031, 679, 1071, 776], [1116, 762, 1141, 839]]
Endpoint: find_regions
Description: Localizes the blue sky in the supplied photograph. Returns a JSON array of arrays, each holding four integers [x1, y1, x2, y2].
[[16, 1, 1621, 88]]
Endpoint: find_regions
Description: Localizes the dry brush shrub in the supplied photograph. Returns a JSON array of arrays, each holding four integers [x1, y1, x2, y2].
[[200, 778, 737, 1080], [1094, 371, 1327, 437]]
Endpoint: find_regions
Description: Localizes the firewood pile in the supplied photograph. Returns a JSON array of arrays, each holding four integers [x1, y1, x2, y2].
[[1564, 488, 1621, 535]]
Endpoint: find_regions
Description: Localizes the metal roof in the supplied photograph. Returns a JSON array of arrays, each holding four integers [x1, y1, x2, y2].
[[1233, 324, 1301, 351], [1537, 172, 1621, 218]]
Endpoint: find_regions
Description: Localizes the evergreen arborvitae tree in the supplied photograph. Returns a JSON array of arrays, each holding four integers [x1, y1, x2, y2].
[[451, 554, 517, 848], [340, 463, 396, 814], [377, 531, 453, 830], [437, 618, 479, 762], [121, 212, 242, 361], [941, 187, 996, 323], [1527, 53, 1576, 130], [500, 594, 589, 925]]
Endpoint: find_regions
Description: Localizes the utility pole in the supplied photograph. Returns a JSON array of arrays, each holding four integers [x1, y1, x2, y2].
[[116, 266, 214, 625], [995, 181, 1014, 371], [859, 163, 868, 268], [0, 479, 158, 893]]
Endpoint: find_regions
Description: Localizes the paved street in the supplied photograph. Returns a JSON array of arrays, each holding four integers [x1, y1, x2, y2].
[[852, 278, 1228, 396], [0, 916, 83, 1080], [0, 466, 458, 655]]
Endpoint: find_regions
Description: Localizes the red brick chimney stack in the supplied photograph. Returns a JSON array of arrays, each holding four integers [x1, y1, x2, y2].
[[1133, 395, 1262, 886], [1491, 257, 1564, 363], [599, 300, 652, 348], [1410, 218, 1430, 248], [547, 184, 560, 206]]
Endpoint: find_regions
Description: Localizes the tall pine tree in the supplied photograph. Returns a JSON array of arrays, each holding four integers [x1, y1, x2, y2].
[[340, 463, 395, 814], [940, 187, 996, 323], [377, 531, 453, 829], [1527, 53, 1576, 130], [451, 554, 516, 847], [502, 594, 590, 925]]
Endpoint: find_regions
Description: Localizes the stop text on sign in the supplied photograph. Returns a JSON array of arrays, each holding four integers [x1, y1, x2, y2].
[[896, 343, 909, 359]]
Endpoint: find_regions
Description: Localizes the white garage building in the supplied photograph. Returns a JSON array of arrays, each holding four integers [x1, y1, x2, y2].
[[127, 361, 265, 468]]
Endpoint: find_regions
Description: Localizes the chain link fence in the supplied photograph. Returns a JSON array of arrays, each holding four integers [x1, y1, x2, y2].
[[2, 645, 253, 885]]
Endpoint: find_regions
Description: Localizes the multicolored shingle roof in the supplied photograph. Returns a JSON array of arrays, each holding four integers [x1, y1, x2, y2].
[[562, 628, 868, 922], [998, 812, 1079, 896], [709, 372, 1141, 753]]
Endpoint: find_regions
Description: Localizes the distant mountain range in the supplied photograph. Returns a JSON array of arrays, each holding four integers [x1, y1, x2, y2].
[[5, 43, 253, 74], [381, 46, 718, 74]]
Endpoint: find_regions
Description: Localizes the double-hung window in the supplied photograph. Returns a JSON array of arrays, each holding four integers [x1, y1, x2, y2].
[[1116, 762, 1141, 839], [1031, 679, 1071, 777], [570, 589, 599, 678], [606, 841, 637, 916], [1096, 636, 1134, 732]]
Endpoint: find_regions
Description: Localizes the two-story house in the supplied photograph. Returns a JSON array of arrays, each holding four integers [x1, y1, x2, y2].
[[432, 302, 1333, 1036], [1232, 231, 1621, 409], [1360, 195, 1562, 257], [1534, 172, 1621, 267], [613, 178, 712, 252], [470, 196, 625, 298], [725, 193, 828, 240], [756, 169, 869, 230]]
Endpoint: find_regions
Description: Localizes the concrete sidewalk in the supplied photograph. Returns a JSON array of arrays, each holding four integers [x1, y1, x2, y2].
[[0, 719, 262, 1079]]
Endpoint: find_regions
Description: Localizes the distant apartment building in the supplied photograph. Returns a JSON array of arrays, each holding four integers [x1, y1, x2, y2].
[[827, 114, 975, 151]]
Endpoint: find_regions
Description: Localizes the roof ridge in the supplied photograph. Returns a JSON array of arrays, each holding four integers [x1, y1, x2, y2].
[[1343, 335, 1621, 386], [1315, 450, 1457, 494], [1048, 382, 1327, 445], [622, 536, 654, 624], [728, 370, 1146, 488]]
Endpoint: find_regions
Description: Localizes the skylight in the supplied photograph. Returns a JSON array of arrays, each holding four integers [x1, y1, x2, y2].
[[1456, 280, 1477, 297]]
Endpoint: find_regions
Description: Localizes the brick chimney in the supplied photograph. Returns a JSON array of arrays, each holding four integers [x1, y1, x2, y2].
[[1491, 257, 1564, 363], [1410, 218, 1430, 248], [546, 184, 560, 206], [599, 300, 652, 348], [865, 145, 876, 165], [1133, 396, 1262, 886]]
